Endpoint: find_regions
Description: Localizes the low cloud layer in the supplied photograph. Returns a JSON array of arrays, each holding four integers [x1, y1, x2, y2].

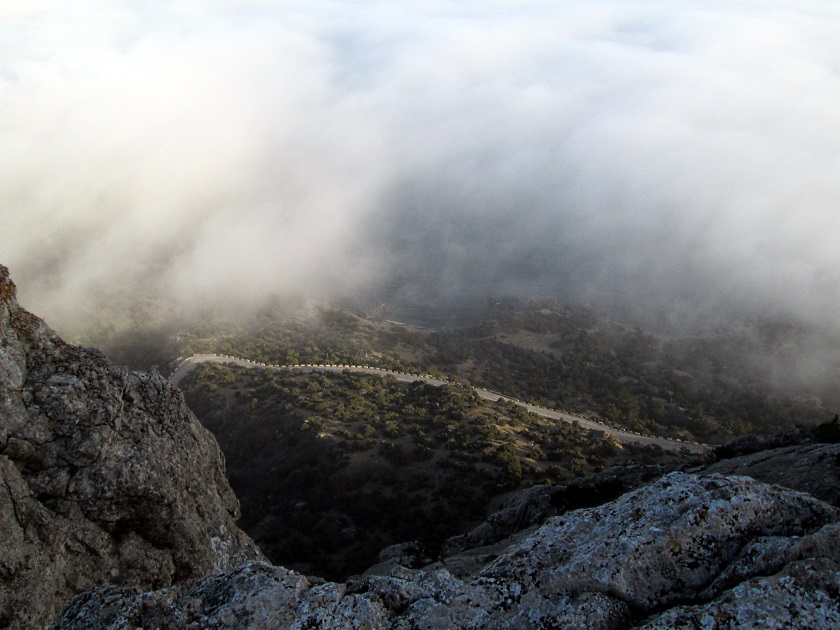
[[3, 1, 840, 332]]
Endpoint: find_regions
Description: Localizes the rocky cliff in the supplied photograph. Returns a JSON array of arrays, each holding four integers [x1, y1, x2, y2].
[[0, 266, 261, 628]]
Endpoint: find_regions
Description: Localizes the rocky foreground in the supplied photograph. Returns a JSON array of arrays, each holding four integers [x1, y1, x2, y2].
[[53, 472, 840, 629], [2, 263, 840, 628]]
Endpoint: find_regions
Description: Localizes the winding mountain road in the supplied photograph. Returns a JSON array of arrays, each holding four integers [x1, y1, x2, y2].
[[170, 353, 709, 454]]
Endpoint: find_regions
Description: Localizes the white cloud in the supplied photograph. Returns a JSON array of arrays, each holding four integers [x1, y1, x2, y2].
[[2, 1, 840, 330]]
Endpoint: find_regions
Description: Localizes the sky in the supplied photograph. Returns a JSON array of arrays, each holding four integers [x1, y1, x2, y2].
[[2, 0, 840, 332]]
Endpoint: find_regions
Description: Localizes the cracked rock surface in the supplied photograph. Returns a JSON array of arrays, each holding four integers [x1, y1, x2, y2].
[[0, 266, 261, 628], [702, 442, 840, 508], [53, 472, 840, 629]]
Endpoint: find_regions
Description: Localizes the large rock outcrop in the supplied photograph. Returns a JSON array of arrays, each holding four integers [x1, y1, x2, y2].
[[53, 472, 840, 628], [0, 266, 261, 628], [703, 441, 840, 508], [439, 465, 671, 566]]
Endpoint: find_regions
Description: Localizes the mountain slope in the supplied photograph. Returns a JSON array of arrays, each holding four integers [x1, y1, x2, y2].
[[3, 261, 840, 628]]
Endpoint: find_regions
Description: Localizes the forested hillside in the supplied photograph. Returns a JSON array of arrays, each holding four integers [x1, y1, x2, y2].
[[180, 363, 684, 579]]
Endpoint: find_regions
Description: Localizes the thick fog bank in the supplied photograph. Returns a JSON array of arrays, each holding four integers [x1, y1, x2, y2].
[[2, 1, 840, 337]]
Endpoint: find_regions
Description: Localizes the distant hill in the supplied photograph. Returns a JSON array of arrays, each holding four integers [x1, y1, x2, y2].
[[103, 297, 836, 444], [58, 284, 839, 447]]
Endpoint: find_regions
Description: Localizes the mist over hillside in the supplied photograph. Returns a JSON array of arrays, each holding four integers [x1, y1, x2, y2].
[[3, 1, 840, 382]]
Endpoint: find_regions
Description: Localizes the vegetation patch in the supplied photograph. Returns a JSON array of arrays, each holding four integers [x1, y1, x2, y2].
[[181, 363, 682, 580]]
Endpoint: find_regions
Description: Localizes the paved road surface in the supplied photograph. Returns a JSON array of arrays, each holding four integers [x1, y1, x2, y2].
[[170, 353, 709, 454]]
